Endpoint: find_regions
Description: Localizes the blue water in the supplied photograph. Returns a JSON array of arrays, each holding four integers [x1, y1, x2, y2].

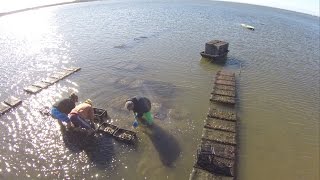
[[0, 0, 319, 179]]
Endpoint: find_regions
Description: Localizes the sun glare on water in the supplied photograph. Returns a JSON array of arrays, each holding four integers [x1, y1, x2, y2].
[[0, 0, 75, 13], [0, 0, 73, 66]]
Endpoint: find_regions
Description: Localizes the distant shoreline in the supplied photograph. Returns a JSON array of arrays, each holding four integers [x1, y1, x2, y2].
[[0, 0, 97, 17]]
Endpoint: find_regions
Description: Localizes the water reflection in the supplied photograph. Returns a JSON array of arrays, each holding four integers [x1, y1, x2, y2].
[[83, 135, 114, 168], [142, 124, 181, 167]]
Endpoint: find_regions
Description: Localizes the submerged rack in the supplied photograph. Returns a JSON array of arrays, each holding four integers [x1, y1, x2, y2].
[[210, 71, 237, 105], [0, 96, 22, 115], [0, 67, 81, 117], [190, 70, 239, 180], [24, 67, 81, 94]]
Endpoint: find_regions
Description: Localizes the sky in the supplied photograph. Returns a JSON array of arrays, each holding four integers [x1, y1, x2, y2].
[[0, 0, 319, 16], [216, 0, 320, 16]]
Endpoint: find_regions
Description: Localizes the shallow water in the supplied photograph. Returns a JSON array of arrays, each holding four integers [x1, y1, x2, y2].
[[0, 0, 319, 179]]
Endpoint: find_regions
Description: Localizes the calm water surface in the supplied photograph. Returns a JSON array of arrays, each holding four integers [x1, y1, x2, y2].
[[0, 0, 319, 179]]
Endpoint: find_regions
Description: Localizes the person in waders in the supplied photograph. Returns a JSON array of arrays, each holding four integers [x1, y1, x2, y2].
[[125, 96, 153, 128]]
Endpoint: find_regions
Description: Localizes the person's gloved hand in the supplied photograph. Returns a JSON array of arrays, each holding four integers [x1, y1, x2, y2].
[[133, 120, 139, 128]]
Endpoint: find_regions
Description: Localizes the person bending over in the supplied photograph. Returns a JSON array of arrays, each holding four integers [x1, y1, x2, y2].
[[125, 96, 153, 126], [51, 93, 78, 129], [69, 99, 95, 131]]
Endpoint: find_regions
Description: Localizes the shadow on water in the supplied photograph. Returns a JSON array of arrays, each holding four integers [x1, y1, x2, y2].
[[141, 80, 176, 99], [84, 134, 115, 168], [199, 57, 225, 72], [142, 124, 181, 167], [61, 127, 115, 168]]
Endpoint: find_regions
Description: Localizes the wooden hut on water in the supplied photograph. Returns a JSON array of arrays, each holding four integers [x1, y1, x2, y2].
[[200, 40, 229, 62]]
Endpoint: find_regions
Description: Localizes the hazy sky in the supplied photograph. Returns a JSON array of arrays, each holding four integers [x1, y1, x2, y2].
[[216, 0, 320, 16], [0, 0, 319, 16]]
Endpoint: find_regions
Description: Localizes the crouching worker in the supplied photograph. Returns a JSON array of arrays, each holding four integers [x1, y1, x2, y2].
[[69, 99, 95, 133], [125, 96, 153, 127], [51, 93, 78, 129]]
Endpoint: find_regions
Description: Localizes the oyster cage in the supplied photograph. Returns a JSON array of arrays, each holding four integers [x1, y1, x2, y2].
[[191, 69, 238, 180], [97, 122, 119, 135], [96, 122, 137, 144], [212, 89, 235, 97], [215, 80, 235, 87], [207, 108, 237, 121], [201, 140, 236, 160], [113, 128, 137, 143], [205, 117, 236, 133], [217, 70, 235, 77], [202, 128, 236, 145], [195, 144, 234, 177], [215, 75, 235, 81], [93, 108, 109, 122], [214, 84, 236, 91], [210, 94, 236, 105]]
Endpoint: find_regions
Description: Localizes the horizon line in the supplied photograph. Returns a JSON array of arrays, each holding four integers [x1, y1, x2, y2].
[[213, 0, 320, 17], [0, 0, 319, 17]]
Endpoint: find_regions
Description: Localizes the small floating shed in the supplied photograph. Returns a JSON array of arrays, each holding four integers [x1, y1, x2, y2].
[[200, 40, 229, 62]]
